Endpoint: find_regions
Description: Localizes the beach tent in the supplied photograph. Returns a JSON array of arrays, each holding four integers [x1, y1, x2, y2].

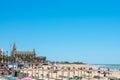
[[20, 77, 32, 80]]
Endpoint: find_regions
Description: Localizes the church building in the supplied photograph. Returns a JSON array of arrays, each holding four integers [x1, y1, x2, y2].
[[11, 43, 36, 58]]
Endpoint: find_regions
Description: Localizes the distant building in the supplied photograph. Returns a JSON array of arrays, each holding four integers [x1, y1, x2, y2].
[[11, 43, 36, 58]]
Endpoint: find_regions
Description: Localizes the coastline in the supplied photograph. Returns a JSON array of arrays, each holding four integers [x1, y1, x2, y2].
[[19, 63, 120, 79], [0, 63, 120, 80]]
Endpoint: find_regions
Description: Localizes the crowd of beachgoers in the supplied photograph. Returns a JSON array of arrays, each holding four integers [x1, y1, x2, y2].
[[0, 63, 120, 80]]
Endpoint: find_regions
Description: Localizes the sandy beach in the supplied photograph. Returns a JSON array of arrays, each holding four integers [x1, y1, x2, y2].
[[17, 64, 120, 80]]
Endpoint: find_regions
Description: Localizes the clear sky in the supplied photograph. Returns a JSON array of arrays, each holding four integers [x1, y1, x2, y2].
[[0, 0, 120, 64]]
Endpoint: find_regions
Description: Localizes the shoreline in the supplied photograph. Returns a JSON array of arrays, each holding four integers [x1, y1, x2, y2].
[[1, 63, 120, 80], [19, 64, 120, 79]]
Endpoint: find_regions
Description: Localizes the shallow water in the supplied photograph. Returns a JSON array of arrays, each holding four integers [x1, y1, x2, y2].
[[90, 64, 120, 71]]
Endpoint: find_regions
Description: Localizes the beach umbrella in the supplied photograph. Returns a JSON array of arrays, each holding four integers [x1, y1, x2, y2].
[[20, 77, 32, 80], [61, 69, 64, 79], [82, 67, 86, 77], [73, 68, 75, 77], [77, 68, 79, 76], [90, 68, 93, 79], [67, 67, 70, 77], [36, 68, 39, 78], [79, 67, 82, 76], [77, 68, 80, 77], [87, 70, 92, 80], [38, 69, 41, 78], [49, 70, 53, 78], [46, 67, 50, 79], [32, 69, 34, 77], [29, 69, 32, 77], [97, 68, 101, 80], [54, 66, 58, 78], [26, 69, 28, 74], [107, 68, 110, 80], [68, 70, 70, 78], [25, 69, 28, 77], [30, 69, 32, 77], [41, 67, 44, 79], [72, 70, 75, 77], [55, 70, 58, 78], [88, 68, 92, 79], [50, 67, 53, 78], [35, 69, 37, 77]]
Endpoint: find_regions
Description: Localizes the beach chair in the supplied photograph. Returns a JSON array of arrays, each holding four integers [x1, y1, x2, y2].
[[40, 74, 44, 78], [93, 75, 99, 78], [32, 76, 39, 79], [67, 77, 73, 80], [45, 73, 49, 78], [108, 76, 118, 80], [74, 76, 82, 80]]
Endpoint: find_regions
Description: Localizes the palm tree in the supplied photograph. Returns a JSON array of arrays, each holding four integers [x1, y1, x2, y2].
[[0, 55, 2, 63], [41, 67, 44, 79], [43, 57, 46, 63]]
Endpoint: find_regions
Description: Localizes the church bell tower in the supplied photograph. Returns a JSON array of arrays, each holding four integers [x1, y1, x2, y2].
[[11, 43, 17, 57]]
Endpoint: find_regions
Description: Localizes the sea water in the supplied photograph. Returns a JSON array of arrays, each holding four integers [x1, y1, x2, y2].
[[90, 64, 120, 71]]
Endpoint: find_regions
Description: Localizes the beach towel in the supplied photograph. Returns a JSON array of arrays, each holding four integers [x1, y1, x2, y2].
[[20, 77, 32, 80]]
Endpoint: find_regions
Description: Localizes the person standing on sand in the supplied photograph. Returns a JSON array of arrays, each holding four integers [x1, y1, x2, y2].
[[103, 71, 107, 77]]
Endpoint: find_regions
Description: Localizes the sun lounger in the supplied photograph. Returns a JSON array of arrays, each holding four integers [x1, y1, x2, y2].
[[67, 77, 81, 80], [32, 76, 39, 79], [40, 74, 43, 77], [108, 76, 118, 80], [93, 75, 100, 79], [59, 75, 67, 78], [46, 74, 49, 77]]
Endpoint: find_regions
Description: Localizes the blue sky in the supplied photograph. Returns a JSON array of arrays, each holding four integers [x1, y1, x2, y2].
[[0, 0, 120, 64]]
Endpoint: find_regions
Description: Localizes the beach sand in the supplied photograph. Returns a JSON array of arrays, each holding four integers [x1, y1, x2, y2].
[[19, 64, 120, 80]]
